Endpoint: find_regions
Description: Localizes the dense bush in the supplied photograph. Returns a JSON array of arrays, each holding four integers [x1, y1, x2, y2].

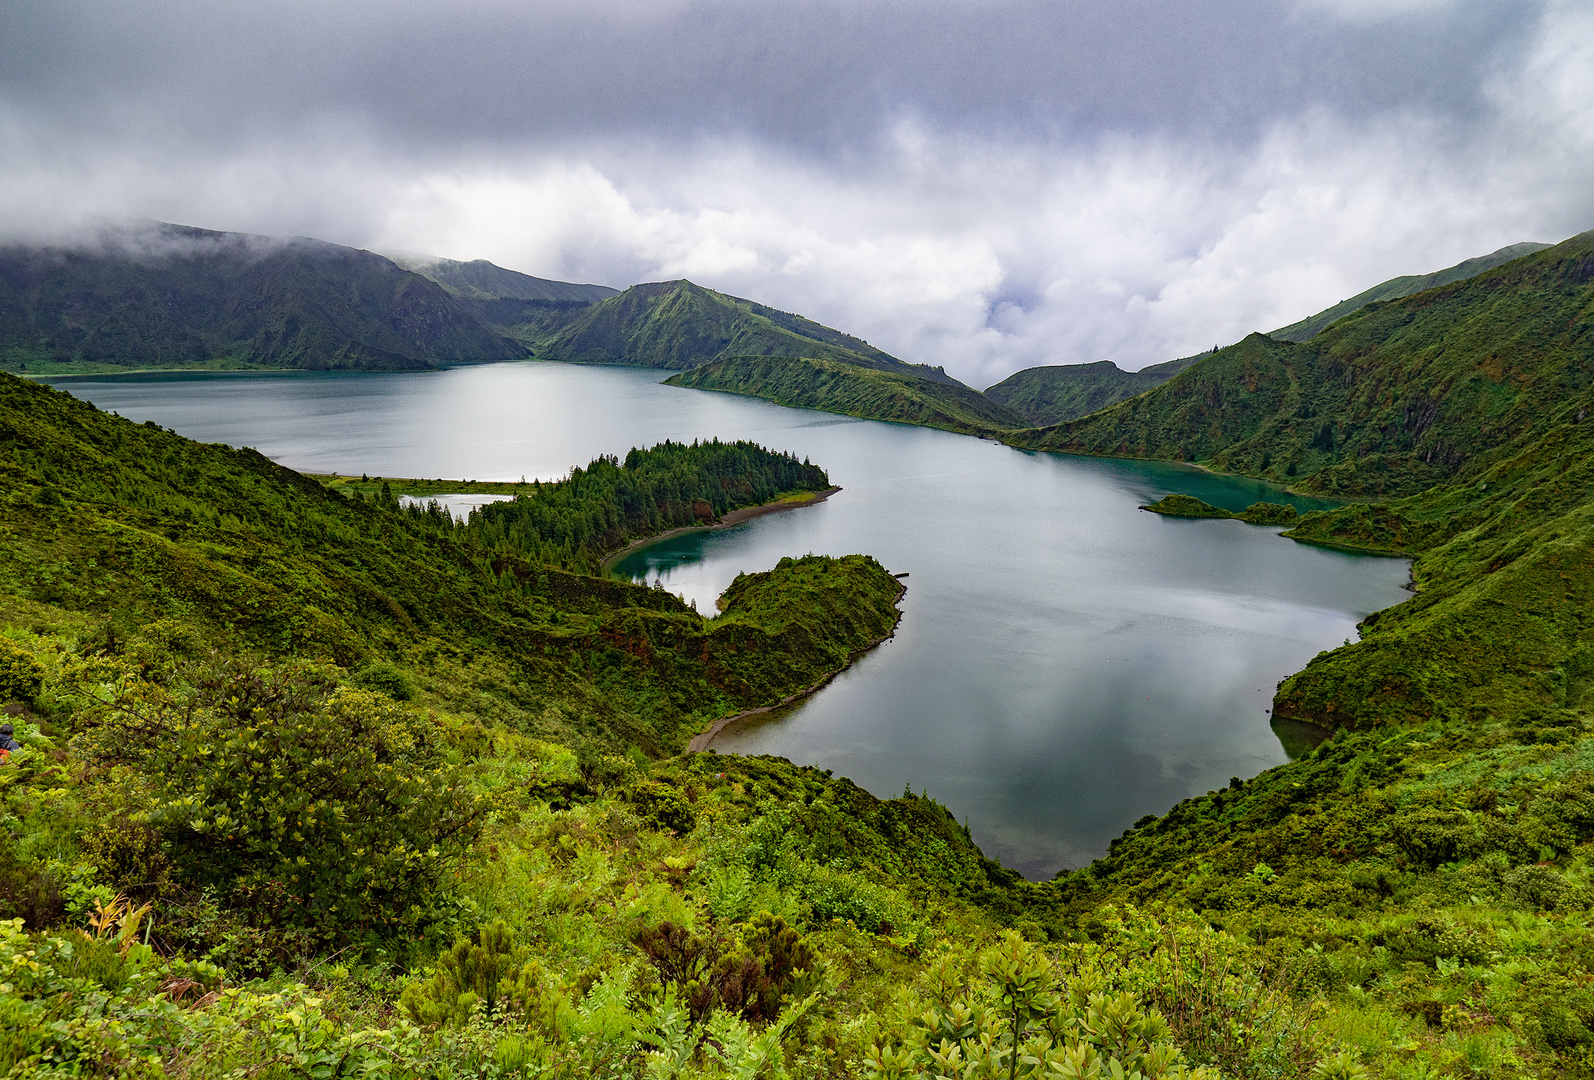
[[633, 912, 816, 1026], [864, 931, 1219, 1080], [84, 658, 485, 941], [628, 779, 698, 834], [0, 637, 43, 704], [399, 920, 548, 1029]]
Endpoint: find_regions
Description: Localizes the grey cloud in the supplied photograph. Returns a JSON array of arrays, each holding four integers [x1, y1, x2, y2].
[[0, 0, 1541, 159]]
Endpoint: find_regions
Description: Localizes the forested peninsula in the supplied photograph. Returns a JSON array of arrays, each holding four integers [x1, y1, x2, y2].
[[4, 229, 1594, 1079]]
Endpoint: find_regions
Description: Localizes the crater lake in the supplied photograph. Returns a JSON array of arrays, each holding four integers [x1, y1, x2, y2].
[[49, 363, 1411, 878]]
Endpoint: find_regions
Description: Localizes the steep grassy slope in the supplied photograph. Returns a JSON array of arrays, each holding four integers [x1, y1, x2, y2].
[[539, 279, 966, 386], [1007, 232, 1594, 735], [984, 355, 1202, 425], [1046, 701, 1594, 1077], [666, 355, 1028, 434], [1014, 232, 1594, 499], [1268, 410, 1594, 733], [0, 373, 899, 755], [0, 223, 526, 374], [1271, 241, 1551, 343]]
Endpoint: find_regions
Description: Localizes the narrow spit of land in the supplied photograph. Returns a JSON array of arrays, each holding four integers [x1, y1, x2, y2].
[[311, 474, 533, 499], [688, 576, 906, 751]]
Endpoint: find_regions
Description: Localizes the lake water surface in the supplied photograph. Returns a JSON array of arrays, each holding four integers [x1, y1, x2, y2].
[[50, 364, 1411, 877]]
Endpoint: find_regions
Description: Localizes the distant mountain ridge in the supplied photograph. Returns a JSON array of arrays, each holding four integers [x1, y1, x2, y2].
[[380, 251, 618, 304], [381, 251, 621, 350], [983, 353, 1203, 426], [0, 222, 968, 389], [538, 279, 968, 387], [0, 222, 526, 374]]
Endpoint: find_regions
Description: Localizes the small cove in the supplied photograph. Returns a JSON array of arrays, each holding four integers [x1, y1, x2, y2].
[[51, 363, 1412, 878]]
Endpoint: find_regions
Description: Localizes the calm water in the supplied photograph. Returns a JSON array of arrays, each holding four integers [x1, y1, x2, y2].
[[50, 364, 1411, 877]]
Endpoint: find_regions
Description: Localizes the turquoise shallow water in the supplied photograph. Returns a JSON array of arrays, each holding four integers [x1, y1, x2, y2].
[[51, 364, 1411, 878]]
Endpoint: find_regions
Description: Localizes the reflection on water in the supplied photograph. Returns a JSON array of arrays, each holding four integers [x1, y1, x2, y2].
[[398, 493, 513, 522], [1269, 716, 1335, 760], [53, 363, 1411, 878]]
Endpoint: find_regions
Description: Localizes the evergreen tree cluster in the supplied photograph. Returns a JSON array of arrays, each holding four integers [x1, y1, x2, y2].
[[460, 439, 829, 572]]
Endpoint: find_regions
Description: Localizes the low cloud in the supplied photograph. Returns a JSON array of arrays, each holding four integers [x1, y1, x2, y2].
[[1, 0, 1588, 386]]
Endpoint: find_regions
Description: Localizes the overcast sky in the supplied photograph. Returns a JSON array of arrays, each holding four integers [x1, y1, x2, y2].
[[3, 0, 1591, 385]]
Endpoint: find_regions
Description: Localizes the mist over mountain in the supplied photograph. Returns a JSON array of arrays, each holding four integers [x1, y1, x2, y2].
[[0, 223, 526, 374], [0, 223, 973, 388]]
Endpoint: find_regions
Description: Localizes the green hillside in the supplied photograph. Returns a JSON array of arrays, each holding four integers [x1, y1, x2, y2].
[[1014, 232, 1594, 499], [984, 354, 1202, 425], [1270, 241, 1550, 343], [666, 354, 1028, 434], [1007, 230, 1594, 1078], [539, 278, 967, 386], [0, 223, 526, 375], [981, 242, 1548, 429], [0, 373, 897, 755]]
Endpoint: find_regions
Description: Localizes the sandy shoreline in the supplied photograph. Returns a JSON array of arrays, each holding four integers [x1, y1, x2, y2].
[[687, 578, 907, 753], [599, 485, 841, 574]]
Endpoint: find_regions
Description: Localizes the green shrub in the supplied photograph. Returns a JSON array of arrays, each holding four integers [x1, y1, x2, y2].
[[79, 820, 169, 894], [629, 780, 697, 834], [1381, 915, 1487, 967], [1540, 1004, 1593, 1050], [400, 920, 547, 1029], [1389, 807, 1479, 868], [0, 638, 44, 705], [1504, 864, 1575, 911], [798, 864, 902, 934], [703, 864, 754, 923], [733, 911, 817, 1024], [89, 658, 485, 943], [351, 660, 416, 701], [632, 913, 815, 1026], [864, 931, 1217, 1080]]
